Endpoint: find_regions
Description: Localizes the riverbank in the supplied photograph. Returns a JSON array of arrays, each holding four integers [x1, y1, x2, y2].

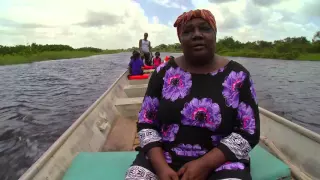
[[156, 50, 320, 61], [1, 51, 319, 66], [0, 50, 123, 66], [151, 35, 320, 61], [296, 53, 320, 61], [219, 51, 320, 61]]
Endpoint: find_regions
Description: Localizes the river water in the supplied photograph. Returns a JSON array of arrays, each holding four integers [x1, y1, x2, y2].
[[0, 52, 319, 180]]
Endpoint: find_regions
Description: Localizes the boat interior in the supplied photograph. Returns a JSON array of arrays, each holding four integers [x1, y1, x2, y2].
[[19, 69, 320, 180]]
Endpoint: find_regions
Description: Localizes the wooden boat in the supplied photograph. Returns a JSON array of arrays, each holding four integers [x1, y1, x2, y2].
[[19, 69, 320, 180]]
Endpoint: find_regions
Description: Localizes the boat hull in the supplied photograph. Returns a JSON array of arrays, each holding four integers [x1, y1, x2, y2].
[[19, 71, 131, 180], [20, 69, 320, 180], [259, 108, 320, 179]]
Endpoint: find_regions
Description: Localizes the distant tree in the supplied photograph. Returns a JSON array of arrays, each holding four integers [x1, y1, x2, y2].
[[312, 31, 320, 42]]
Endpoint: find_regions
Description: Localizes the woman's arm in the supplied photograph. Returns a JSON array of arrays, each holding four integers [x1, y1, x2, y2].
[[200, 71, 260, 169], [137, 71, 169, 171], [128, 59, 132, 74], [149, 41, 152, 56], [139, 39, 142, 53]]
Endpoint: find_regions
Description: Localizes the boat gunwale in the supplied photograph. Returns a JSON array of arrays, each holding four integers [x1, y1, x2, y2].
[[19, 70, 129, 180], [259, 107, 320, 144]]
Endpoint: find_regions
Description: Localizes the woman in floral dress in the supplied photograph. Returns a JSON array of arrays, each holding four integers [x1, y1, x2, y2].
[[125, 9, 260, 180]]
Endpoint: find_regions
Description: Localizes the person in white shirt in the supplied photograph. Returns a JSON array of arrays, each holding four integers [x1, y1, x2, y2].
[[139, 33, 152, 66]]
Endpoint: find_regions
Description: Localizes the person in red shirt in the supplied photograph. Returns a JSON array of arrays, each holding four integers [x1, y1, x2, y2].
[[153, 52, 162, 68]]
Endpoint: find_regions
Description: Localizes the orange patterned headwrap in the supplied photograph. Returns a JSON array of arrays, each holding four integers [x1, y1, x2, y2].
[[173, 9, 217, 37]]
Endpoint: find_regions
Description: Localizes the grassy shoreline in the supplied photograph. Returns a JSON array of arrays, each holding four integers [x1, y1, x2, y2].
[[1, 51, 319, 66], [0, 50, 123, 66], [158, 51, 320, 61], [220, 52, 320, 61], [2, 35, 319, 65], [296, 53, 320, 61]]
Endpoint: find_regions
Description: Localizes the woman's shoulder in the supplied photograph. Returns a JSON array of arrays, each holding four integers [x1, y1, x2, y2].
[[226, 60, 251, 75], [153, 58, 176, 74]]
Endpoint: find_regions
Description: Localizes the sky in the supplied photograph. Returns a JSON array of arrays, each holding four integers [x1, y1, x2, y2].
[[0, 0, 319, 49]]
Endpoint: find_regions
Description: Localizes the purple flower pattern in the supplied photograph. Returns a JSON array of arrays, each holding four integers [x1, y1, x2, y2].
[[215, 162, 245, 172], [138, 96, 159, 124], [211, 135, 222, 146], [238, 102, 256, 135], [161, 124, 179, 142], [172, 144, 207, 157], [156, 62, 167, 73], [162, 67, 192, 101], [181, 98, 222, 131], [163, 152, 172, 163], [210, 67, 225, 76], [137, 63, 256, 171], [249, 77, 257, 104], [222, 71, 247, 108]]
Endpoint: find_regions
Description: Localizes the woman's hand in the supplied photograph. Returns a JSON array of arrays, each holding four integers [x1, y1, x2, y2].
[[155, 164, 179, 180], [147, 147, 179, 180], [177, 158, 212, 180]]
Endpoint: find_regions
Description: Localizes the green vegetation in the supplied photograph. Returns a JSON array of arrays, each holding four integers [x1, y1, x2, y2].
[[1, 31, 320, 65], [1, 51, 97, 65], [296, 53, 320, 61], [148, 31, 320, 61], [0, 44, 124, 65]]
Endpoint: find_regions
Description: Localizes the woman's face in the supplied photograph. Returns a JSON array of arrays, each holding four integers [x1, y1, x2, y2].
[[179, 18, 216, 64]]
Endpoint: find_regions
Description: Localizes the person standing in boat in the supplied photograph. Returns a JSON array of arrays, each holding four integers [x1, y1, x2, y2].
[[126, 9, 260, 180], [139, 33, 152, 66]]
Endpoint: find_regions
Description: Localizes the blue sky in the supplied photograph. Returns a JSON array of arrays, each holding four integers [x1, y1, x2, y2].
[[138, 0, 195, 25], [0, 0, 319, 49]]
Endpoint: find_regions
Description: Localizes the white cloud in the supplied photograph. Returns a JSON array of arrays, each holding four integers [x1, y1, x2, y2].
[[191, 0, 320, 42], [0, 0, 319, 49], [0, 0, 178, 49], [152, 16, 160, 24], [150, 0, 187, 10]]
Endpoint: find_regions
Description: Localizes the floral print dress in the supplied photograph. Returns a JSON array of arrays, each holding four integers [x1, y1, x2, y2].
[[125, 60, 260, 180]]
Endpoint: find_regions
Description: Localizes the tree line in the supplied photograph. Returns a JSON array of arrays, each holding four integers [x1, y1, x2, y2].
[[127, 31, 320, 60], [1, 31, 319, 60], [150, 31, 320, 60], [0, 43, 103, 56]]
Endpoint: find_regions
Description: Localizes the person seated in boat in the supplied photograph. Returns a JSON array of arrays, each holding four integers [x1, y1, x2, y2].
[[125, 9, 260, 180], [128, 50, 144, 76], [153, 52, 162, 68], [169, 55, 175, 61]]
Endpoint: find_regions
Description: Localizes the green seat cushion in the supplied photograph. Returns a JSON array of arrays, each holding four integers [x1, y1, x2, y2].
[[63, 145, 291, 180], [63, 152, 138, 180], [250, 146, 291, 180]]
